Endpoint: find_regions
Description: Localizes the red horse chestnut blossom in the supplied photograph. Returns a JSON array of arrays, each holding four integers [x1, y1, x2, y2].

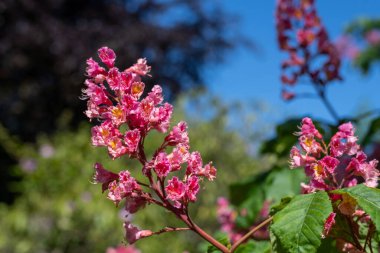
[[290, 117, 379, 240], [290, 117, 379, 192], [276, 0, 341, 100], [82, 46, 240, 252]]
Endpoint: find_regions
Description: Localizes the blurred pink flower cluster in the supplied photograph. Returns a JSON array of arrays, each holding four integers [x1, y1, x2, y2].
[[276, 0, 341, 100], [216, 197, 270, 243], [290, 117, 379, 193], [335, 29, 380, 61], [106, 245, 140, 253], [83, 47, 216, 244]]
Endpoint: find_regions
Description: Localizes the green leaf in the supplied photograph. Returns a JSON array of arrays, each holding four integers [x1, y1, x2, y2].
[[207, 234, 230, 253], [333, 184, 380, 234], [270, 196, 293, 216], [229, 166, 306, 230], [316, 238, 337, 253], [270, 191, 333, 253], [235, 240, 271, 253]]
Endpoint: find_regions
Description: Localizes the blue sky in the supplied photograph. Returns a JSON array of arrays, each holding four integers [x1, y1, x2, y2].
[[205, 1, 380, 124]]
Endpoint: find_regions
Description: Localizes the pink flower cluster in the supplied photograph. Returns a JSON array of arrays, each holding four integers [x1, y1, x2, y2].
[[335, 29, 380, 62], [84, 47, 216, 244], [365, 29, 380, 46], [290, 117, 379, 193], [335, 35, 360, 60], [276, 0, 341, 100]]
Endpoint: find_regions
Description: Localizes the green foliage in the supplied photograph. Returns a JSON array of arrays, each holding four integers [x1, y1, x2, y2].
[[260, 118, 300, 157], [354, 45, 380, 74], [270, 191, 332, 253], [229, 166, 306, 228], [0, 93, 264, 253], [345, 18, 380, 74], [234, 240, 271, 253], [207, 234, 231, 253], [333, 184, 380, 235]]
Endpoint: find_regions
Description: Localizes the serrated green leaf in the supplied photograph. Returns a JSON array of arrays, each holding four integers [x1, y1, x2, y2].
[[270, 191, 332, 253], [333, 184, 380, 234]]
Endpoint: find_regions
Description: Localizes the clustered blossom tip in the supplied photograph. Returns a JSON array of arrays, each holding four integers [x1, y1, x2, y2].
[[290, 117, 379, 193]]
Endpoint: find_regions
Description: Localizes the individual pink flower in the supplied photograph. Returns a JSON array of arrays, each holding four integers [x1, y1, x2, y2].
[[154, 152, 171, 177], [91, 121, 120, 147], [320, 156, 339, 174], [151, 103, 173, 133], [130, 82, 145, 99], [165, 121, 189, 146], [126, 58, 151, 76], [322, 212, 336, 238], [199, 162, 217, 181], [297, 117, 322, 139], [106, 105, 127, 127], [93, 163, 119, 192], [98, 47, 116, 68], [82, 79, 110, 106], [108, 180, 125, 204], [166, 177, 186, 201], [186, 151, 203, 175], [124, 222, 153, 244], [107, 170, 140, 205], [289, 146, 316, 168], [107, 136, 128, 159], [138, 97, 154, 121], [148, 85, 164, 105], [124, 129, 141, 154], [86, 58, 106, 78], [168, 144, 189, 171], [185, 176, 200, 202], [300, 135, 321, 154], [119, 170, 140, 191], [330, 122, 360, 157]]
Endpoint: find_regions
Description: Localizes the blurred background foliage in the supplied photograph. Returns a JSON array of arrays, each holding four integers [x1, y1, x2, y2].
[[0, 92, 272, 253], [345, 18, 380, 74]]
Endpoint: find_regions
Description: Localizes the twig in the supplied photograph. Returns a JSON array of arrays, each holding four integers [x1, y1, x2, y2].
[[152, 226, 191, 235], [230, 216, 273, 252]]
